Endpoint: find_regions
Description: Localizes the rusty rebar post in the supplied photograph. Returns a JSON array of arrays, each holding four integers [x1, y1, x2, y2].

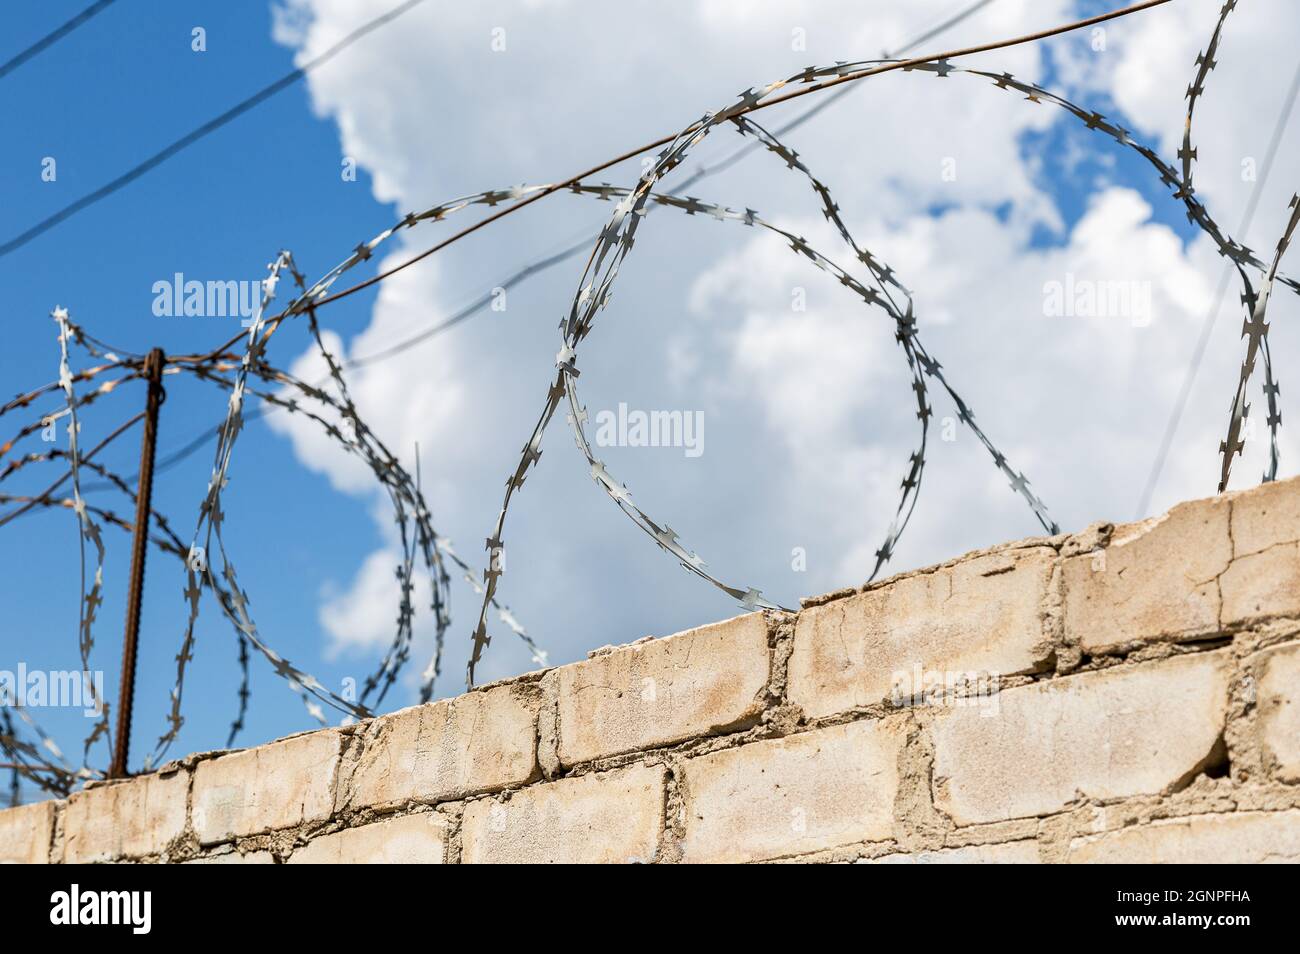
[[110, 348, 165, 779]]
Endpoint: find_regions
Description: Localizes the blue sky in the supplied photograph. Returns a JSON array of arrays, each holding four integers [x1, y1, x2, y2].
[[2, 1, 394, 787], [2, 0, 1297, 799]]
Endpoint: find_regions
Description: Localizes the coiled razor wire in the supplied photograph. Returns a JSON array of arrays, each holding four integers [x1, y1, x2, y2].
[[149, 246, 540, 758], [459, 16, 1299, 682], [463, 69, 1054, 683], [0, 291, 531, 777], [1220, 196, 1298, 490], [3, 0, 1298, 789], [165, 254, 378, 760], [51, 308, 113, 766]]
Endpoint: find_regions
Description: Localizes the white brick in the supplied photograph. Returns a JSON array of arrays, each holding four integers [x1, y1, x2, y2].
[[191, 730, 340, 844], [1062, 496, 1231, 653], [791, 549, 1054, 719], [933, 653, 1230, 825], [1219, 477, 1300, 626], [348, 682, 538, 811], [63, 770, 188, 862], [1222, 544, 1300, 626], [1256, 641, 1300, 783], [0, 801, 56, 864], [460, 764, 665, 864], [682, 719, 906, 863], [290, 813, 447, 864], [1069, 811, 1300, 863], [554, 613, 769, 765], [1228, 474, 1300, 555]]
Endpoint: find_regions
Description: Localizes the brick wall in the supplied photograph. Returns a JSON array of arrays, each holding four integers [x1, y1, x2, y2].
[[4, 476, 1300, 863]]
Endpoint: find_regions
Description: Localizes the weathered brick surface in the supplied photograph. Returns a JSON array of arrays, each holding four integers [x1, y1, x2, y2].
[[1062, 495, 1231, 653], [290, 812, 447, 864], [1221, 479, 1300, 626], [460, 763, 665, 864], [682, 719, 906, 863], [1068, 811, 1300, 863], [1222, 546, 1300, 627], [192, 730, 340, 844], [63, 770, 188, 862], [0, 801, 55, 863], [553, 613, 769, 765], [1255, 641, 1300, 783], [1228, 474, 1300, 556], [348, 682, 538, 811], [861, 841, 1040, 864], [16, 479, 1300, 865], [790, 549, 1054, 719], [932, 652, 1230, 825]]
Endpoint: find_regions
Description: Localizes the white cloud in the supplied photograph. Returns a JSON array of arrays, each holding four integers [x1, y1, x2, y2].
[[268, 0, 1300, 696], [682, 185, 1234, 590], [1103, 0, 1300, 246], [318, 547, 406, 655], [265, 251, 468, 500]]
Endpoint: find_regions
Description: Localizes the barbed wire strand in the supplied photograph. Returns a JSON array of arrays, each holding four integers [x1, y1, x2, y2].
[[1138, 58, 1300, 515], [51, 307, 113, 766]]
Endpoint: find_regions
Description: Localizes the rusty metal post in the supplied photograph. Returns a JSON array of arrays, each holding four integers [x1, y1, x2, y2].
[[110, 348, 166, 779]]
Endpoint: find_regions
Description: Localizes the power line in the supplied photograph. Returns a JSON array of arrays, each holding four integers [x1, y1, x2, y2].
[[677, 0, 999, 189], [0, 0, 117, 82], [152, 0, 1177, 484], [95, 0, 1179, 507], [1135, 56, 1300, 518], [346, 233, 599, 370], [135, 0, 1006, 476], [0, 0, 430, 259], [354, 0, 1001, 367], [90, 233, 597, 490], [291, 0, 1175, 318], [177, 0, 1170, 376]]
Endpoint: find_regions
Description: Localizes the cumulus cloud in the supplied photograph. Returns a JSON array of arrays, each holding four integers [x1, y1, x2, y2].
[[268, 0, 1300, 696], [685, 185, 1246, 584]]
